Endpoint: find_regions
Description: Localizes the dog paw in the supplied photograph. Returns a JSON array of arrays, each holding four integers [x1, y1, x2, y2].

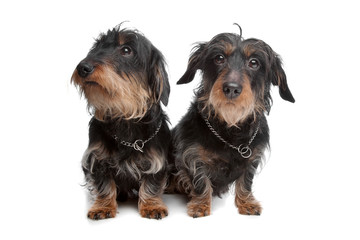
[[236, 200, 262, 215], [187, 204, 211, 218], [139, 205, 168, 220], [87, 207, 117, 220]]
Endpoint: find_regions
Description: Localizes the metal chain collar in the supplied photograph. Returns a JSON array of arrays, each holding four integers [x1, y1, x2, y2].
[[202, 115, 260, 158], [112, 121, 162, 153]]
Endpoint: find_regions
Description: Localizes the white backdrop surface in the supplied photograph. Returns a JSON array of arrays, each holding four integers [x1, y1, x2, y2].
[[1, 0, 359, 239]]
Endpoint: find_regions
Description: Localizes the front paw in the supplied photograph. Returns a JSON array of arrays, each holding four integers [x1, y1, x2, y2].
[[236, 199, 262, 215], [87, 207, 117, 220], [139, 199, 168, 220], [187, 203, 211, 218]]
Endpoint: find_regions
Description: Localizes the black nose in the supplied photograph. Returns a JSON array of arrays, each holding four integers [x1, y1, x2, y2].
[[223, 82, 242, 99], [77, 61, 94, 78]]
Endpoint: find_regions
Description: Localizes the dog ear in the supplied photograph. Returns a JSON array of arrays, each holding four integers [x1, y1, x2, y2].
[[269, 52, 295, 103], [177, 43, 206, 84], [149, 47, 170, 106]]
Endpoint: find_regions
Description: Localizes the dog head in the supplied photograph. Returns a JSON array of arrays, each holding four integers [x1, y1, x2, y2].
[[71, 25, 170, 121], [178, 31, 294, 126]]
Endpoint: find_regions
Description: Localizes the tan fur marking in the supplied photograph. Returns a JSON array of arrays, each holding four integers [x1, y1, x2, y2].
[[208, 73, 256, 127], [243, 44, 256, 58], [234, 175, 262, 215], [138, 179, 168, 219], [71, 65, 151, 121], [138, 197, 168, 219], [87, 179, 118, 220], [224, 42, 236, 56], [187, 179, 213, 218]]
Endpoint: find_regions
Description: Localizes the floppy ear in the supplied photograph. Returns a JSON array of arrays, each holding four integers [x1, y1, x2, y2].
[[149, 47, 170, 106], [177, 43, 206, 84], [270, 53, 295, 103]]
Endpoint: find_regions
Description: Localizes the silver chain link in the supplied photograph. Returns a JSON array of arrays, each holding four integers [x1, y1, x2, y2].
[[202, 115, 260, 158], [113, 121, 162, 153]]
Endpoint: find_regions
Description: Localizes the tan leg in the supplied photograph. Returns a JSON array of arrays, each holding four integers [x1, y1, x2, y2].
[[87, 179, 118, 220], [235, 175, 262, 215], [138, 177, 168, 219], [187, 177, 213, 218]]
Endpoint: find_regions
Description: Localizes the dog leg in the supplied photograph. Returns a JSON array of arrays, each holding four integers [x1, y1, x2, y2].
[[187, 193, 212, 218], [187, 175, 213, 218], [235, 167, 262, 215], [87, 178, 118, 220], [138, 176, 168, 219]]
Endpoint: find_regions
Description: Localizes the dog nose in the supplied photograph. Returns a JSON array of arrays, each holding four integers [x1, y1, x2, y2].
[[77, 61, 94, 78], [223, 82, 242, 99]]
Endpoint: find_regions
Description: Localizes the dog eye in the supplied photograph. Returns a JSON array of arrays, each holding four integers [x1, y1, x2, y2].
[[120, 46, 132, 56], [248, 58, 260, 70], [214, 54, 226, 65]]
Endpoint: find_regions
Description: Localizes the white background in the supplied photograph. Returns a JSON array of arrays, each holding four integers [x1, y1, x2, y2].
[[1, 0, 359, 239]]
